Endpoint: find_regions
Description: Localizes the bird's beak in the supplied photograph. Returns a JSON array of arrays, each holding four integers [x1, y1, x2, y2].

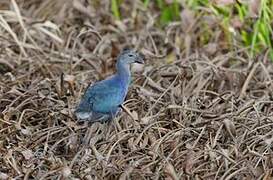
[[135, 53, 145, 64]]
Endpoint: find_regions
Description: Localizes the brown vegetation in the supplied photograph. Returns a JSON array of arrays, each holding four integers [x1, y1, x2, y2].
[[0, 0, 273, 179]]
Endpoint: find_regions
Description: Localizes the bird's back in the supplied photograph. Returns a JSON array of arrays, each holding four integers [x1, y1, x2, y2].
[[75, 75, 129, 122]]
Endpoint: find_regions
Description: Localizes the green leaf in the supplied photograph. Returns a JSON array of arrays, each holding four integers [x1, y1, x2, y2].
[[156, 0, 163, 9], [235, 3, 246, 21], [143, 0, 150, 9], [241, 30, 251, 46], [173, 0, 180, 18], [111, 0, 120, 20], [160, 7, 173, 25]]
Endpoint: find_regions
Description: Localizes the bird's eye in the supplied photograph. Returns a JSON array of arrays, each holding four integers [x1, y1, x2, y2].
[[128, 54, 134, 57]]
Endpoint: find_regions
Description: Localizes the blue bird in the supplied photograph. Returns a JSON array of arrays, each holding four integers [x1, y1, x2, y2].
[[75, 48, 144, 122]]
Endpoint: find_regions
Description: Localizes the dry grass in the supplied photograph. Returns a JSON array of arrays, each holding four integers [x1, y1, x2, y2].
[[0, 0, 273, 179]]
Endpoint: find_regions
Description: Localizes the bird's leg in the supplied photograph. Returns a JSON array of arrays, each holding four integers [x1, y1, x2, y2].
[[104, 111, 116, 137], [82, 127, 92, 145], [104, 120, 112, 138], [113, 115, 124, 138], [82, 122, 102, 145], [119, 104, 137, 121], [81, 121, 90, 145]]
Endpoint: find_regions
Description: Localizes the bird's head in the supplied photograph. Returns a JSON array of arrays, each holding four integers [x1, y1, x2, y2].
[[117, 48, 144, 65]]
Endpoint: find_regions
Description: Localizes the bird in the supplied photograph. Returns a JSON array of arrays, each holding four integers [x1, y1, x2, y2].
[[75, 48, 144, 123]]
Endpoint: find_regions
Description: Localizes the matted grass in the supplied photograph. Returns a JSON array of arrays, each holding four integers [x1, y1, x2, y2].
[[0, 0, 273, 179]]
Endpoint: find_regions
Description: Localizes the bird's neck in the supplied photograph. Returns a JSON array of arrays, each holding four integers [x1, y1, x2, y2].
[[116, 60, 131, 84]]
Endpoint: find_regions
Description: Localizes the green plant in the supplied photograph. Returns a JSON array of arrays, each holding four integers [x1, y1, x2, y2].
[[250, 0, 273, 59], [114, 0, 273, 60], [233, 0, 273, 60], [155, 0, 180, 25], [111, 0, 122, 20], [201, 0, 273, 60], [186, 0, 209, 9]]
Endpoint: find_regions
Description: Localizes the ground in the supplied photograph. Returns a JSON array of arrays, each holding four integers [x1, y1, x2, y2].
[[0, 0, 273, 179]]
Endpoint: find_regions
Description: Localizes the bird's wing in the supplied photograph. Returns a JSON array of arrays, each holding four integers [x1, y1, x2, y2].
[[76, 77, 125, 114]]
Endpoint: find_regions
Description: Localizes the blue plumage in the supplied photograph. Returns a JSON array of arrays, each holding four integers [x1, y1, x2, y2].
[[75, 49, 144, 122]]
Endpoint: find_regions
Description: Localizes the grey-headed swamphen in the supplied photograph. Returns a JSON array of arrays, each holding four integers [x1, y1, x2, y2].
[[75, 48, 144, 123]]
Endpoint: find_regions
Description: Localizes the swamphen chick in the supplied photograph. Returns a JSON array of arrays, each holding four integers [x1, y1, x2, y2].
[[75, 48, 144, 122]]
